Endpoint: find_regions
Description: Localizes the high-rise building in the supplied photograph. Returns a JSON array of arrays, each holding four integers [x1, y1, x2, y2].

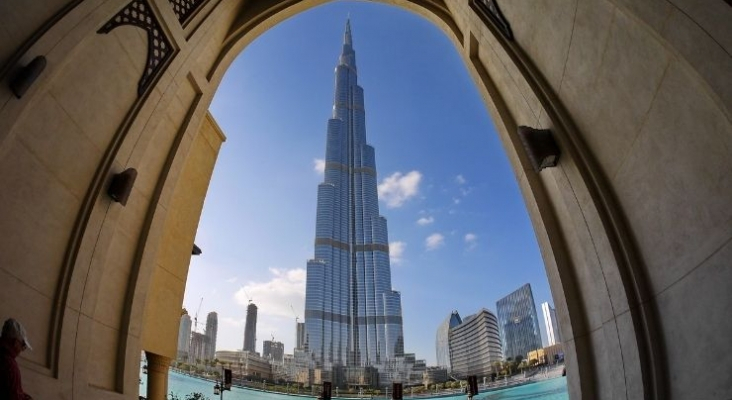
[[541, 302, 561, 346], [263, 340, 285, 363], [177, 309, 192, 361], [205, 311, 218, 360], [190, 332, 207, 363], [296, 321, 305, 350], [435, 311, 462, 371], [496, 284, 543, 360], [243, 302, 258, 352], [448, 309, 503, 378], [304, 19, 404, 372]]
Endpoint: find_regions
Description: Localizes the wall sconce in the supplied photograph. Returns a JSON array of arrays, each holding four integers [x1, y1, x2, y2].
[[192, 244, 202, 256], [517, 126, 561, 172], [9, 56, 47, 99], [107, 168, 137, 206]]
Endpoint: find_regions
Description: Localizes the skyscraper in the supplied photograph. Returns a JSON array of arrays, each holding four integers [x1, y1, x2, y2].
[[296, 321, 305, 350], [243, 302, 258, 352], [304, 20, 404, 371], [205, 311, 218, 360], [435, 311, 462, 371], [541, 302, 561, 346], [496, 284, 542, 360], [177, 309, 192, 361], [448, 309, 503, 378]]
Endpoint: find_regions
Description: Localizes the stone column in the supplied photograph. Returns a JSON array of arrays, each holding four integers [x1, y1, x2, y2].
[[146, 351, 172, 400]]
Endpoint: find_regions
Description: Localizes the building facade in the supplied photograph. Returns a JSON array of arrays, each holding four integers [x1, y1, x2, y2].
[[496, 284, 542, 360], [435, 311, 462, 372], [304, 20, 404, 374], [205, 311, 218, 360], [541, 302, 561, 346], [177, 310, 192, 362], [243, 303, 258, 353], [263, 340, 284, 363], [189, 332, 207, 364], [215, 350, 272, 381], [448, 309, 503, 378], [296, 322, 306, 351]]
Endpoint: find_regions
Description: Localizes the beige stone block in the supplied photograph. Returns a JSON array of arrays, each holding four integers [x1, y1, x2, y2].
[[595, 320, 625, 399], [16, 94, 102, 199], [660, 6, 732, 115], [614, 61, 732, 295], [500, 0, 577, 91], [133, 114, 179, 200], [570, 8, 671, 180], [142, 263, 186, 358], [49, 33, 141, 152], [0, 0, 67, 65], [666, 0, 732, 54], [0, 268, 53, 368], [546, 162, 615, 331], [474, 27, 543, 124], [615, 310, 644, 400], [117, 82, 174, 165], [608, 0, 673, 34], [91, 229, 135, 329], [0, 140, 78, 297], [88, 319, 120, 391], [655, 238, 732, 399]]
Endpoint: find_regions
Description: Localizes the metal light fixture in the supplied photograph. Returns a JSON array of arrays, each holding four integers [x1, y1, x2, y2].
[[192, 244, 202, 256], [517, 126, 561, 172], [107, 168, 138, 206], [213, 382, 220, 395], [9, 56, 47, 98]]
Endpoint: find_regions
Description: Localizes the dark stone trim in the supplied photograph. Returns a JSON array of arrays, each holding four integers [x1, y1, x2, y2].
[[470, 0, 514, 41]]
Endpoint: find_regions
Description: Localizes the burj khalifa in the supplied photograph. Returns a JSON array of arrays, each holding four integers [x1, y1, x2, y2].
[[304, 20, 404, 372]]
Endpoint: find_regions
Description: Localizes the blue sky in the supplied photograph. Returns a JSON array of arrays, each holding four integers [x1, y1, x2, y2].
[[185, 1, 553, 366]]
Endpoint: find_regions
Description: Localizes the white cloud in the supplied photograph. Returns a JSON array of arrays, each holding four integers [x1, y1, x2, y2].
[[378, 170, 422, 208], [226, 276, 238, 283], [465, 233, 478, 250], [389, 241, 406, 265], [455, 174, 466, 185], [425, 233, 445, 251], [234, 268, 306, 318], [453, 197, 461, 205], [416, 216, 434, 226], [313, 158, 325, 174]]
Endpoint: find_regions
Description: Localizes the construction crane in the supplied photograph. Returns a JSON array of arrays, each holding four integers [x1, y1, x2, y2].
[[193, 297, 203, 333], [290, 304, 299, 323], [244, 289, 253, 304]]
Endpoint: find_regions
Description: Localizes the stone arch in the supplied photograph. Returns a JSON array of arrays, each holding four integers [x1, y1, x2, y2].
[[0, 1, 730, 400]]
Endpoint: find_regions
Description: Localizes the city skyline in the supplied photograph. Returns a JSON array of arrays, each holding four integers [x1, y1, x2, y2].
[[183, 1, 554, 365]]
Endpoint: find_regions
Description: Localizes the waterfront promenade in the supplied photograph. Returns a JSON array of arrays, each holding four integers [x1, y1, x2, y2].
[[140, 368, 567, 400]]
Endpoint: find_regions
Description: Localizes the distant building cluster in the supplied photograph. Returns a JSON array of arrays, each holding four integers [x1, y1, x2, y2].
[[177, 309, 218, 364], [435, 283, 564, 380]]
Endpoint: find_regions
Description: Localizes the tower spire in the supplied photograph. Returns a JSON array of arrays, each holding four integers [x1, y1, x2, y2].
[[344, 17, 352, 46], [339, 17, 356, 69]]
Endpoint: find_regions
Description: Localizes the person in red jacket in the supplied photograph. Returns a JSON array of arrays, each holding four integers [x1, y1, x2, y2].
[[0, 318, 33, 400]]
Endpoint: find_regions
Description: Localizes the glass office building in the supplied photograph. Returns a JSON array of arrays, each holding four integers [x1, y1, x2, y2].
[[496, 283, 542, 360], [436, 311, 462, 371], [304, 20, 404, 371], [448, 309, 503, 378], [541, 301, 562, 346]]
